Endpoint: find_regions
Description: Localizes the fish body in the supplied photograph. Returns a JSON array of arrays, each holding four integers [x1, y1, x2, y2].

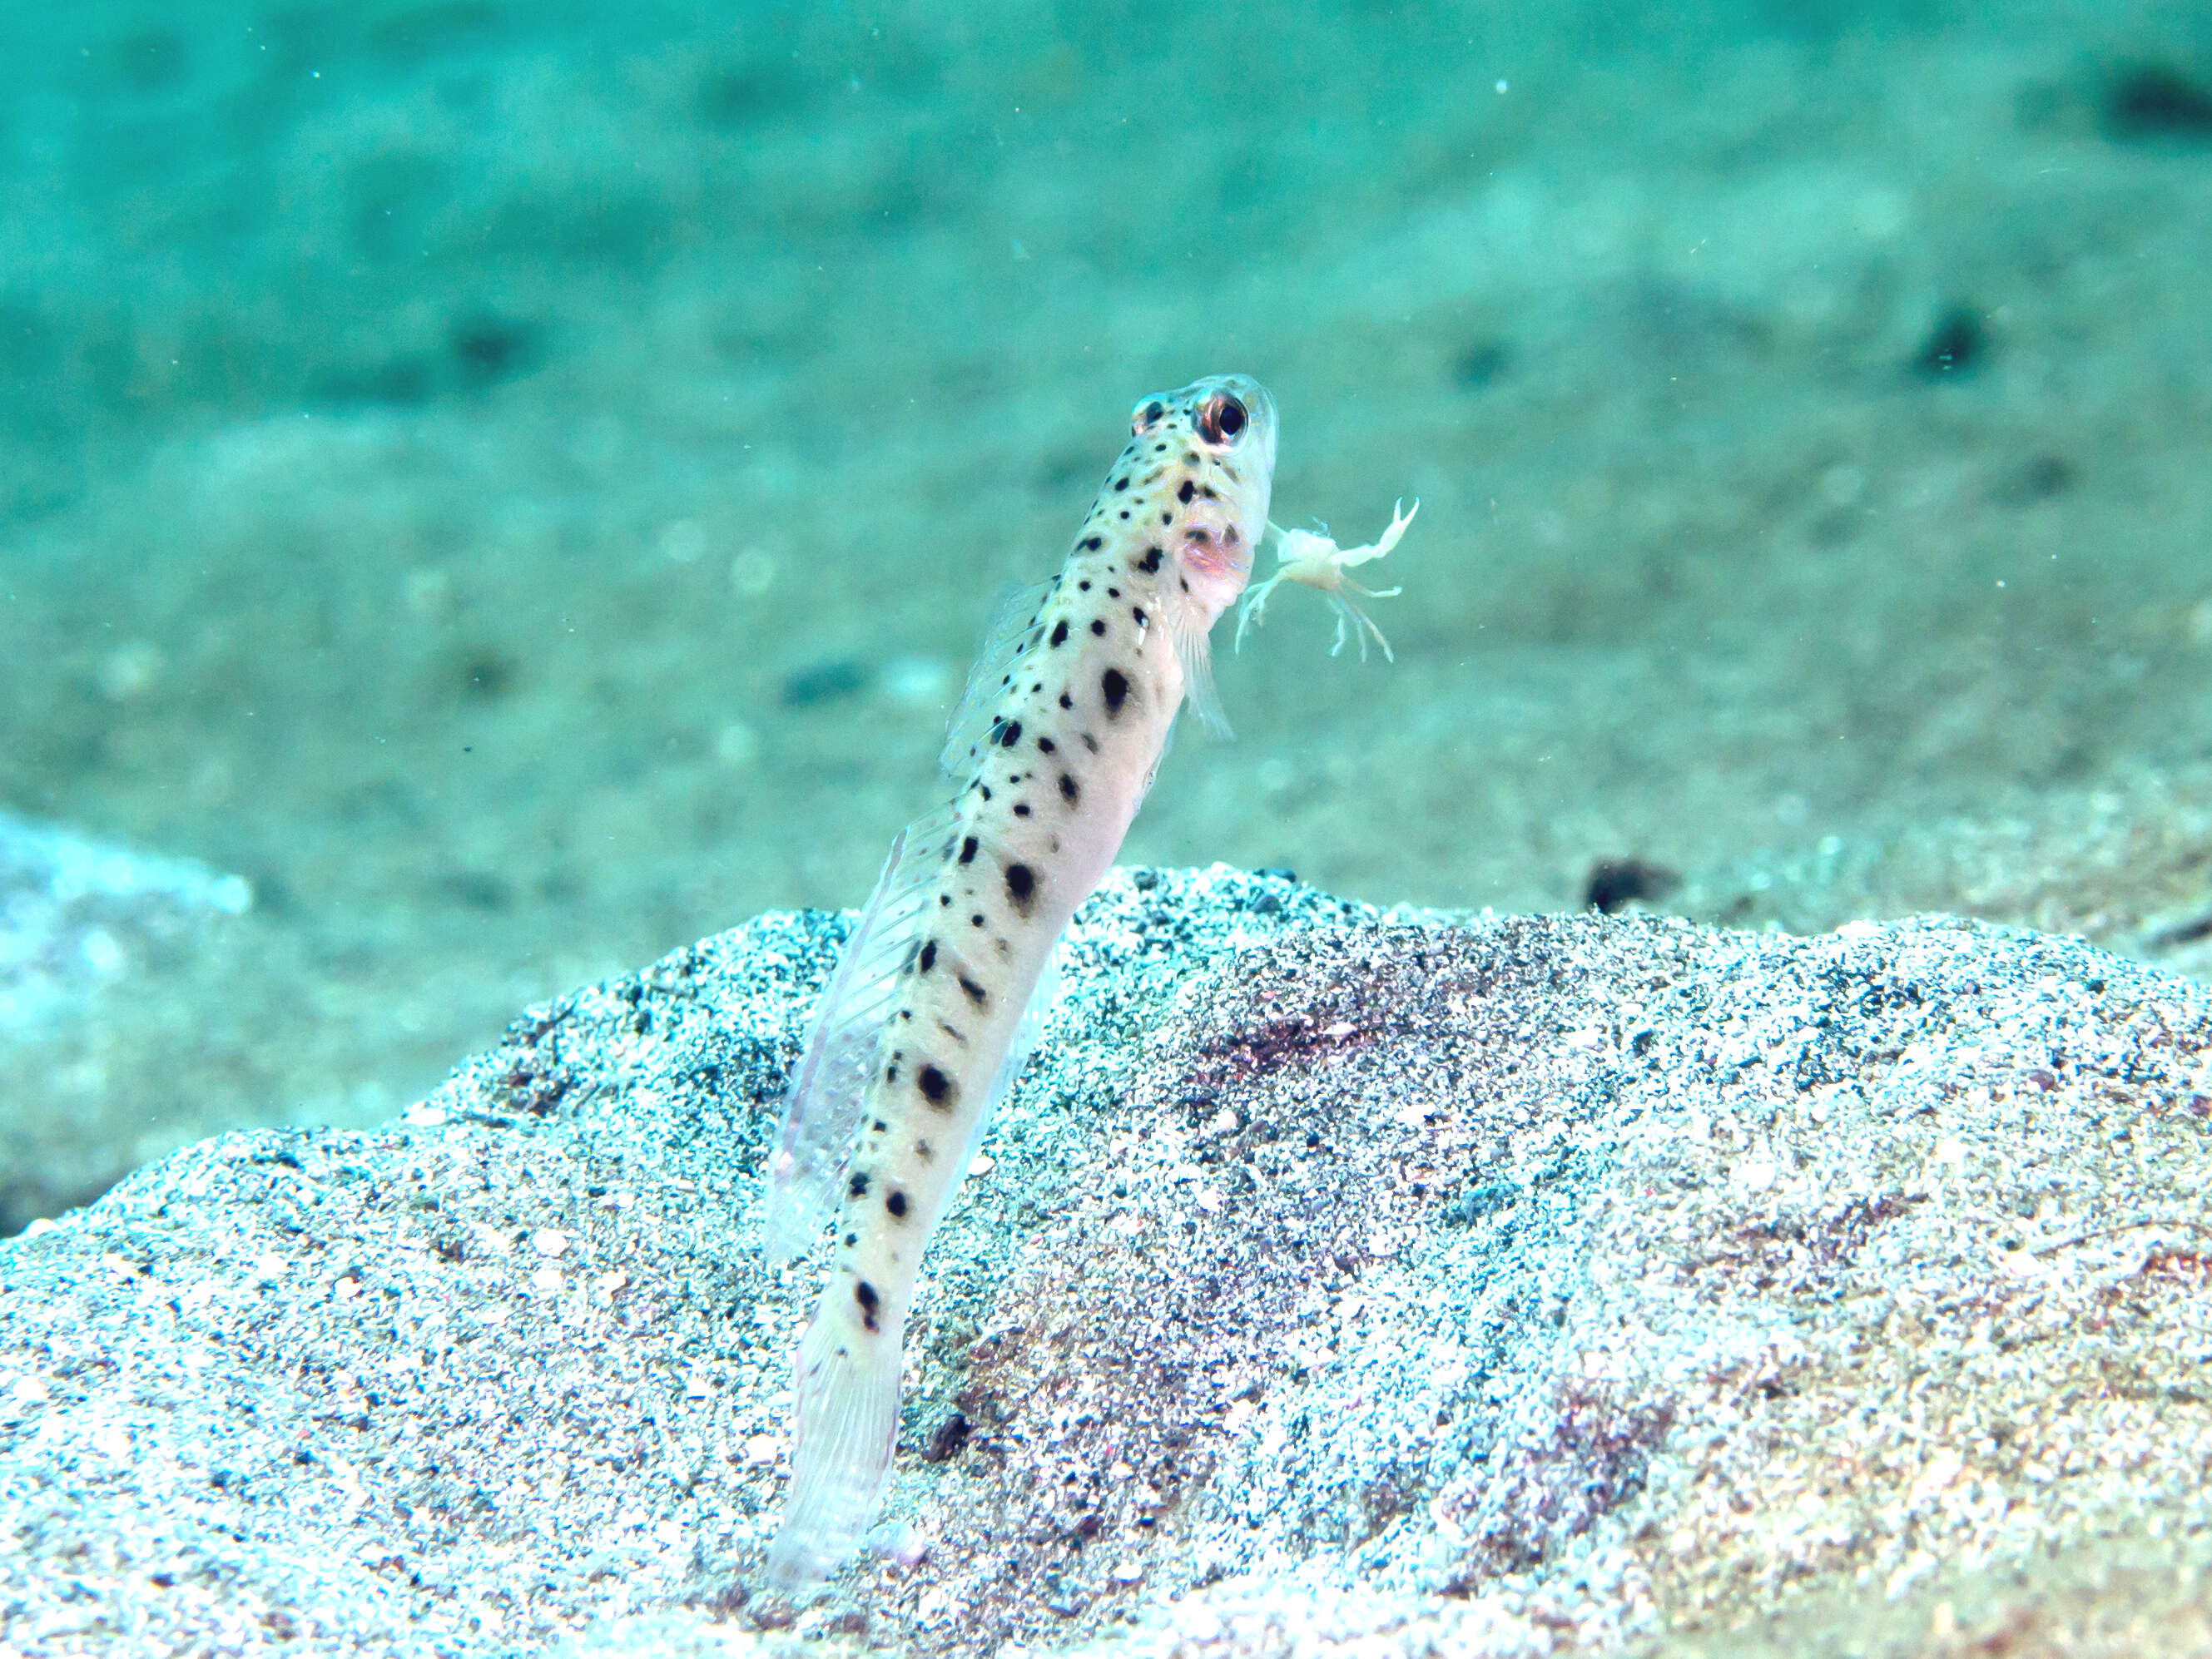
[[762, 374, 1278, 1582]]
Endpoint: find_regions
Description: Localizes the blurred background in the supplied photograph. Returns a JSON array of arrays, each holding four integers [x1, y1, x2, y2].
[[3, 0, 2210, 1231]]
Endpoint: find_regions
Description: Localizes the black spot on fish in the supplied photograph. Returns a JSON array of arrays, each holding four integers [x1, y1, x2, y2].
[[1013, 802, 1032, 817], [1178, 478, 1196, 503], [1080, 536, 1103, 551], [856, 1280, 881, 1331], [959, 975, 989, 1007], [1101, 668, 1130, 715], [1090, 619, 1107, 636], [1050, 619, 1069, 647], [998, 720, 1024, 748], [1138, 547, 1163, 573], [1079, 581, 1091, 591], [1107, 587, 1120, 598], [970, 914, 985, 928], [1059, 691, 1074, 710], [1132, 606, 1147, 626], [960, 836, 979, 864], [1059, 773, 1080, 805], [1037, 736, 1056, 753], [918, 940, 937, 973], [872, 1119, 888, 1132], [887, 1191, 909, 1219], [849, 1171, 871, 1196], [885, 1061, 900, 1083], [1114, 477, 1130, 491], [845, 1231, 858, 1247], [918, 1064, 954, 1108], [1004, 863, 1035, 912], [1081, 732, 1099, 753]]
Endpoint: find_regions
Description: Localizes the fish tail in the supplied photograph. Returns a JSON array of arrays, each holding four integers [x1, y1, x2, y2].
[[765, 1306, 904, 1586]]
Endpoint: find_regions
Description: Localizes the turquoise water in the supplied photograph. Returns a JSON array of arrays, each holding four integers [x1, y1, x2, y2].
[[4, 0, 2210, 1229]]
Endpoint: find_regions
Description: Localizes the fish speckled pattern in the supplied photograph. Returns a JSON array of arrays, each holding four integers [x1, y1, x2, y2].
[[761, 375, 1278, 1583]]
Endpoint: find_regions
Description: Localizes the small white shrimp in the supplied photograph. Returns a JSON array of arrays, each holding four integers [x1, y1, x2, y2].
[[1234, 498, 1417, 663]]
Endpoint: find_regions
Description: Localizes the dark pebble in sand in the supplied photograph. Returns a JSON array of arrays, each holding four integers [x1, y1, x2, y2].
[[434, 870, 513, 912], [1913, 304, 1986, 379], [1995, 453, 2076, 506], [1452, 340, 1510, 389], [456, 649, 518, 701], [447, 313, 543, 389], [922, 1411, 972, 1463], [1584, 855, 1680, 914], [780, 658, 870, 707], [2101, 63, 2212, 142]]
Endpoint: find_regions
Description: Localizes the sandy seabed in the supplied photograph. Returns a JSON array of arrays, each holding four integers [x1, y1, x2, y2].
[[1, 2, 2208, 1228]]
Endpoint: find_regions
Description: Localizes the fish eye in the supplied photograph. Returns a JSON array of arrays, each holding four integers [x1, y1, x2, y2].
[[1196, 394, 1247, 446]]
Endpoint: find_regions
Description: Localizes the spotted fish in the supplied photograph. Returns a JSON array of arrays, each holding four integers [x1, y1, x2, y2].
[[761, 374, 1278, 1583]]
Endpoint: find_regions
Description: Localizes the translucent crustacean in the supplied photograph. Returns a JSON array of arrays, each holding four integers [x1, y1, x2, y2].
[[1233, 498, 1417, 662]]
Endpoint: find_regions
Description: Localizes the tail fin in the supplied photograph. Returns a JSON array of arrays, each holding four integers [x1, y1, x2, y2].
[[765, 1309, 904, 1586]]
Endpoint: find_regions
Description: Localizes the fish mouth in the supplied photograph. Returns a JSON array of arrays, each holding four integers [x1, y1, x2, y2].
[[1175, 493, 1259, 592], [1178, 535, 1253, 588]]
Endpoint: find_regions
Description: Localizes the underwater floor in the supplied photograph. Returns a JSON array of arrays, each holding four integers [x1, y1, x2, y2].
[[2, 0, 2210, 1224]]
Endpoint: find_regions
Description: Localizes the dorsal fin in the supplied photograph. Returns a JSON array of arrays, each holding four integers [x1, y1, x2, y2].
[[763, 803, 961, 1262], [938, 580, 1053, 780]]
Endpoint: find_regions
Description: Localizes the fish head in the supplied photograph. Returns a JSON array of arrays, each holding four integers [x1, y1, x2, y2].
[[1122, 374, 1278, 623]]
